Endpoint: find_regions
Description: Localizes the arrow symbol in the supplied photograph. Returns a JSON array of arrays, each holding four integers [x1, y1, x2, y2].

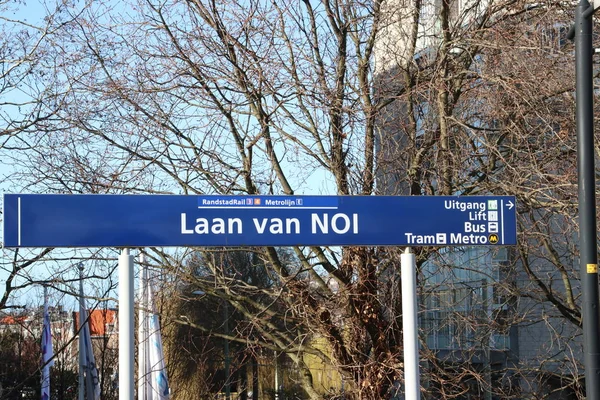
[[506, 200, 514, 210]]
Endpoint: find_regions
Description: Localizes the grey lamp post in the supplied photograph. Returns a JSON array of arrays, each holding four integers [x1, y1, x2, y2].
[[570, 1, 600, 398]]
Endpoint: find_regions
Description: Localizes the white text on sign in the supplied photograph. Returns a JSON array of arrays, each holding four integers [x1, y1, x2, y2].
[[180, 213, 359, 235]]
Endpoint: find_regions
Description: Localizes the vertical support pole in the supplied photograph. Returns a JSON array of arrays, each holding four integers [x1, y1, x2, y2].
[[119, 249, 135, 400], [576, 2, 600, 399], [401, 248, 421, 400]]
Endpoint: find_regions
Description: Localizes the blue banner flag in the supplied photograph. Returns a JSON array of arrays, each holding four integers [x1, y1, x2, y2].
[[41, 287, 53, 400]]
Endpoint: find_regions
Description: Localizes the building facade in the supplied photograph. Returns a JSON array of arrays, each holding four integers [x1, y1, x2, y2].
[[374, 0, 581, 398]]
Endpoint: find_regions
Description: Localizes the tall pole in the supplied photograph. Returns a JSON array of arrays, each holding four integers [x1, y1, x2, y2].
[[119, 249, 135, 400], [137, 253, 148, 400], [78, 264, 85, 400], [401, 248, 420, 400], [575, 1, 600, 398]]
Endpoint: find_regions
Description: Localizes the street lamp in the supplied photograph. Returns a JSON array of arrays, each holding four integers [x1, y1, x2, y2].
[[569, 1, 600, 398]]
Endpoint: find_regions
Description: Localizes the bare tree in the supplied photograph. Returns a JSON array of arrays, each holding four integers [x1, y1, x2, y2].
[[0, 0, 590, 398], [376, 0, 583, 397], [0, 0, 86, 312]]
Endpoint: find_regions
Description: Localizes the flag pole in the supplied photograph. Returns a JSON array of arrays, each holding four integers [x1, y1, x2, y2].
[[78, 264, 85, 400], [138, 253, 148, 400]]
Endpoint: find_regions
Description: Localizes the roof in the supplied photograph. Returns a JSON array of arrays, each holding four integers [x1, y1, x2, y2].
[[0, 315, 27, 325], [73, 309, 117, 336]]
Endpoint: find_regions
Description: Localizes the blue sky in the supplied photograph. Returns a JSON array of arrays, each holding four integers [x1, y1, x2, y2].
[[0, 0, 342, 311]]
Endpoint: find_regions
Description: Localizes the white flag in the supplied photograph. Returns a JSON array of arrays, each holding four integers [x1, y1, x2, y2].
[[138, 255, 170, 400], [79, 268, 101, 400], [41, 287, 54, 400]]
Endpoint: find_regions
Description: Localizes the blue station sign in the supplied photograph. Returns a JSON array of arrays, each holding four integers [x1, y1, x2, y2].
[[2, 194, 517, 247]]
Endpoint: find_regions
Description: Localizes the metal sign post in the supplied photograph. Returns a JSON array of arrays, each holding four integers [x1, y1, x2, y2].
[[401, 248, 420, 400], [2, 193, 519, 400], [118, 249, 135, 400]]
